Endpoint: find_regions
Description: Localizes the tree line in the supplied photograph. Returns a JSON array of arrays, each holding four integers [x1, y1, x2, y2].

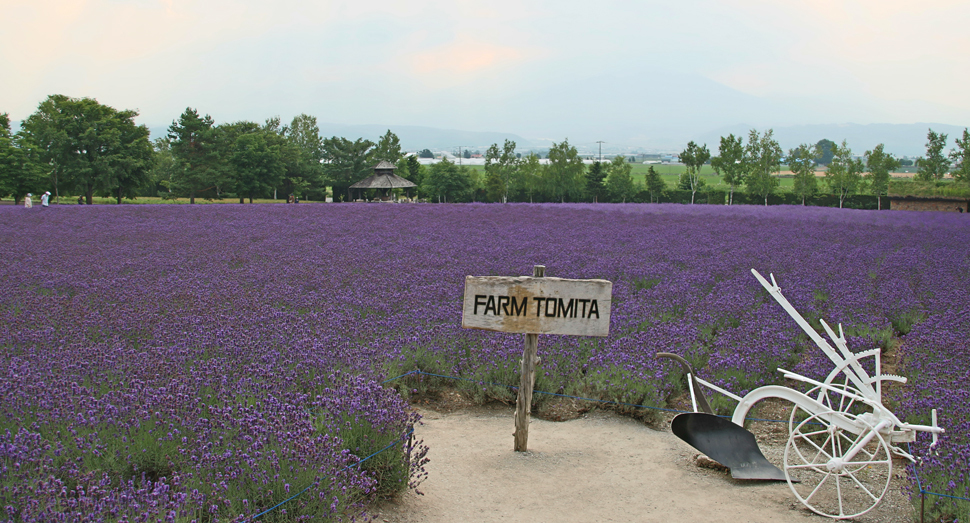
[[0, 96, 416, 204], [476, 128, 969, 208], [677, 128, 970, 210], [3, 95, 968, 206], [0, 96, 634, 205]]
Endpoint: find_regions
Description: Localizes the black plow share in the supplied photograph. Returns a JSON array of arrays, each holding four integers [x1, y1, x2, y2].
[[658, 352, 788, 482]]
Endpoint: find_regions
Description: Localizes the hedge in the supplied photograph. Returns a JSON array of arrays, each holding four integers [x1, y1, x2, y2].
[[633, 189, 881, 210]]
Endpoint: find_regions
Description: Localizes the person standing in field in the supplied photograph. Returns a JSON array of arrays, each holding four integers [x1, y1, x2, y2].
[[24, 193, 32, 208], [41, 191, 50, 207]]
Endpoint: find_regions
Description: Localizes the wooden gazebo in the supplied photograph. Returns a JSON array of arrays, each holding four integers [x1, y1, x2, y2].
[[348, 160, 417, 202]]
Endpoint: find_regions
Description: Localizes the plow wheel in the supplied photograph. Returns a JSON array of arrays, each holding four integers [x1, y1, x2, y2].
[[788, 383, 862, 436], [784, 411, 892, 519]]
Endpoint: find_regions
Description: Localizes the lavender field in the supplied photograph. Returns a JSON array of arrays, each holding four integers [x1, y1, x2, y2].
[[2, 203, 968, 522]]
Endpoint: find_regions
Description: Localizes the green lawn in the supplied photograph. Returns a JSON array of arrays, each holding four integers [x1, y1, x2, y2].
[[630, 163, 719, 176], [23, 169, 965, 206], [632, 172, 796, 191]]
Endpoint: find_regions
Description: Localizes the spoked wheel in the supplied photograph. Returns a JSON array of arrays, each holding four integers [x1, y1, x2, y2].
[[789, 383, 863, 436], [784, 411, 892, 519]]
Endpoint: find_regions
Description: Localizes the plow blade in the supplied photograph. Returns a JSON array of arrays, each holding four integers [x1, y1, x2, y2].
[[671, 412, 788, 481]]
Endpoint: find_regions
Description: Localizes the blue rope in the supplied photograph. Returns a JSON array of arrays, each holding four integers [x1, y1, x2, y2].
[[410, 370, 496, 384], [395, 369, 788, 422], [240, 370, 421, 520], [530, 387, 794, 423], [909, 442, 924, 494], [246, 427, 415, 521], [922, 491, 970, 502], [905, 442, 970, 504], [381, 369, 421, 384], [531, 388, 690, 414]]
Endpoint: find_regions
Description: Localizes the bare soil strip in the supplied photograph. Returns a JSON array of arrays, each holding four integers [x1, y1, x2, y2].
[[373, 403, 916, 523]]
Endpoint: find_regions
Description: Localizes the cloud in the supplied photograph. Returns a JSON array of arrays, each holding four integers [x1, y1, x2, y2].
[[410, 39, 522, 75], [2, 0, 967, 141], [1, 1, 211, 116], [703, 0, 970, 112], [400, 36, 537, 89]]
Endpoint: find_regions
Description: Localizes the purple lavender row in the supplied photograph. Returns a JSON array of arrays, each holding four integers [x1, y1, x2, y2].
[[1, 203, 967, 520]]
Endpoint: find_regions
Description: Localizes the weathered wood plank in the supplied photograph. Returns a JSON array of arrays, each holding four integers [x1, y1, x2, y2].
[[513, 265, 545, 452], [461, 275, 612, 337], [513, 332, 539, 452]]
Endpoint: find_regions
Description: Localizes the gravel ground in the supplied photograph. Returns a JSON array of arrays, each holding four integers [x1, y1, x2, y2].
[[371, 395, 919, 523]]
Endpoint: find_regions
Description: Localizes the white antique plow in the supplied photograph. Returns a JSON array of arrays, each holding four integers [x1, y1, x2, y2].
[[659, 269, 943, 519]]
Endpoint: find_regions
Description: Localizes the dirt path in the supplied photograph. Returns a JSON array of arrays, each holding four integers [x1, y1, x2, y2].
[[372, 403, 916, 523]]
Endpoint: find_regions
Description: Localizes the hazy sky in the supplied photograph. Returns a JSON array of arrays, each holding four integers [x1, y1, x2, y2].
[[3, 0, 969, 146]]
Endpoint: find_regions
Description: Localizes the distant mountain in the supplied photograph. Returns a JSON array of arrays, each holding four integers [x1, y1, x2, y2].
[[696, 123, 969, 158], [78, 121, 970, 158], [148, 123, 537, 152], [319, 124, 540, 152]]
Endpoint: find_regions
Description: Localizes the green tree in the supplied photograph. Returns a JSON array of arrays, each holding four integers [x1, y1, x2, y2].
[[0, 113, 46, 203], [484, 163, 504, 202], [744, 128, 782, 206], [105, 116, 153, 204], [864, 144, 900, 210], [605, 154, 636, 202], [585, 161, 606, 202], [542, 139, 585, 203], [916, 129, 949, 181], [423, 157, 472, 203], [949, 128, 970, 183], [230, 128, 285, 203], [21, 94, 153, 204], [17, 95, 70, 202], [466, 164, 485, 201], [678, 141, 710, 204], [148, 137, 180, 198], [168, 107, 221, 204], [677, 172, 704, 190], [322, 137, 374, 202], [216, 120, 260, 200], [372, 130, 403, 164], [788, 144, 819, 206], [393, 156, 422, 200], [513, 153, 542, 203], [816, 139, 836, 165], [484, 139, 519, 203], [825, 140, 864, 209], [418, 148, 434, 159], [644, 165, 665, 203], [710, 134, 745, 205], [283, 114, 325, 201], [397, 154, 424, 186]]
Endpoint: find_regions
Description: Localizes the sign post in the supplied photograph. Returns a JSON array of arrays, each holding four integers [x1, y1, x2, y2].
[[515, 265, 543, 452], [461, 265, 612, 451]]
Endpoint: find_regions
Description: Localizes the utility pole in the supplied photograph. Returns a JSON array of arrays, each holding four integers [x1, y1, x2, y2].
[[596, 141, 605, 163], [457, 146, 469, 167]]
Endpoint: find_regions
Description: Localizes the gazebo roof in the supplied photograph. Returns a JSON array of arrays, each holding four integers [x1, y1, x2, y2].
[[349, 159, 417, 189], [349, 172, 417, 189]]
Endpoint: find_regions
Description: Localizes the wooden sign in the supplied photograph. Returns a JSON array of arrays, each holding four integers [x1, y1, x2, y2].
[[463, 266, 613, 453], [462, 275, 612, 336]]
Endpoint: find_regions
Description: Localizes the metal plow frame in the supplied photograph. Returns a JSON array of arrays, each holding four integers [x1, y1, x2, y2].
[[659, 269, 944, 520]]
